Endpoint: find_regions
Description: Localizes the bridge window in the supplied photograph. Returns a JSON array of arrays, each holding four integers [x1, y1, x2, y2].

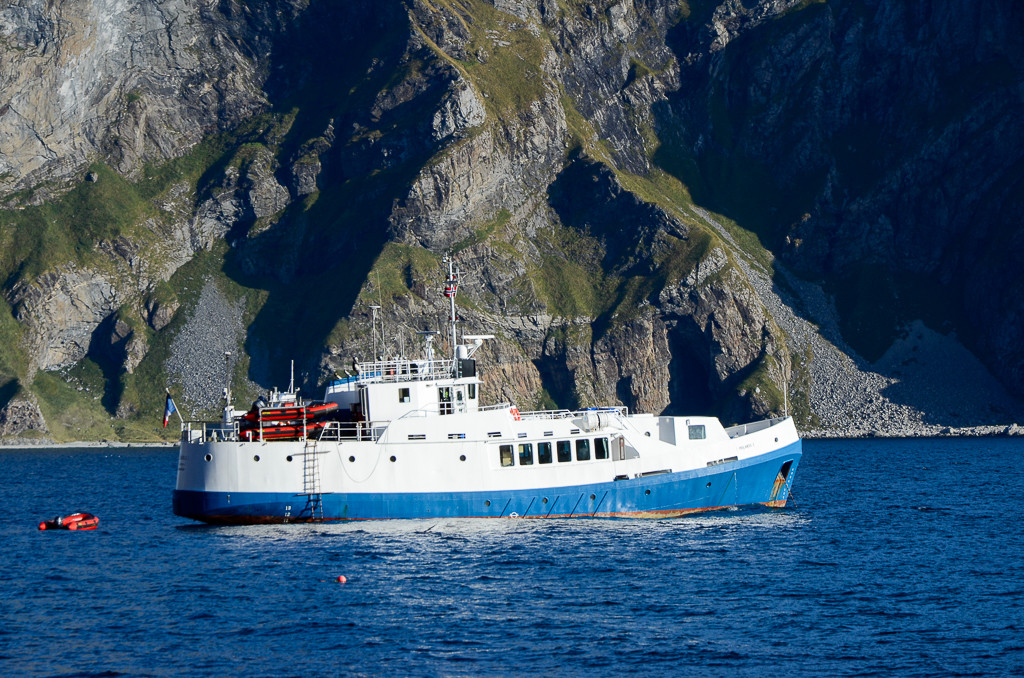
[[399, 388, 410, 403], [538, 442, 552, 464], [689, 425, 706, 440], [557, 440, 572, 463], [468, 384, 476, 399], [576, 439, 591, 461], [518, 443, 534, 466], [438, 387, 453, 415], [595, 437, 609, 460], [499, 444, 514, 467]]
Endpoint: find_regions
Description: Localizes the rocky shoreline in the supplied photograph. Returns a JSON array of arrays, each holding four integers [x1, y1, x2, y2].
[[0, 439, 177, 448], [802, 424, 1024, 439]]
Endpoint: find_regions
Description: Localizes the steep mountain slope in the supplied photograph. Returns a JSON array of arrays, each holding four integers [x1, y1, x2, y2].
[[0, 0, 1021, 442]]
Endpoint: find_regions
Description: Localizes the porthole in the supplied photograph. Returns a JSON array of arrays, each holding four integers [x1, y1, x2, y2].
[[253, 455, 260, 462], [644, 489, 651, 496], [286, 456, 293, 462], [706, 482, 711, 488], [589, 494, 596, 500], [485, 500, 491, 507], [542, 497, 548, 504], [459, 454, 466, 461], [775, 437, 779, 442], [645, 432, 651, 437], [204, 454, 212, 462], [390, 455, 396, 462], [349, 456, 355, 462]]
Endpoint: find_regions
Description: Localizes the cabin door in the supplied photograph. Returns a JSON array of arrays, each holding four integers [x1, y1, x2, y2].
[[454, 387, 467, 414]]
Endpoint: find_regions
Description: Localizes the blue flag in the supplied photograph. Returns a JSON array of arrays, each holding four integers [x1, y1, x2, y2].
[[163, 393, 177, 427]]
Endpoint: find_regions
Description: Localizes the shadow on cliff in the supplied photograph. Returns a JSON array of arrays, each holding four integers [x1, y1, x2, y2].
[[653, 1, 1024, 400], [87, 315, 124, 415], [662, 325, 715, 417], [544, 157, 717, 415], [653, 6, 828, 259], [218, 0, 449, 390], [0, 379, 19, 410]]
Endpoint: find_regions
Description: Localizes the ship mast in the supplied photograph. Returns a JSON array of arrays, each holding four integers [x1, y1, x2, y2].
[[443, 255, 460, 360]]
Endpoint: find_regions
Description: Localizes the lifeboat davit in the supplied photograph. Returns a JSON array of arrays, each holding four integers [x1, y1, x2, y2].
[[240, 401, 338, 426], [38, 513, 99, 531]]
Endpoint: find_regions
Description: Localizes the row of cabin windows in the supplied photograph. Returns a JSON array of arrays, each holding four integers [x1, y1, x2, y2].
[[500, 438, 610, 467]]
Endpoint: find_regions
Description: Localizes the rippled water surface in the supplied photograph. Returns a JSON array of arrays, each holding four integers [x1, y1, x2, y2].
[[2, 438, 1023, 677]]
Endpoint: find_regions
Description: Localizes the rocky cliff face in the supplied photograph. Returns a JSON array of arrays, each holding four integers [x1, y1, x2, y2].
[[0, 0, 306, 194], [660, 0, 1024, 390], [0, 0, 1021, 442]]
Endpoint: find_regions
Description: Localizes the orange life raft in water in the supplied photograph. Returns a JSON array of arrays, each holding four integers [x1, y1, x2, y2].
[[38, 513, 99, 531]]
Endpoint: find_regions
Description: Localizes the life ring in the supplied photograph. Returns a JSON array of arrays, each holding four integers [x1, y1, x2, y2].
[[510, 407, 521, 421]]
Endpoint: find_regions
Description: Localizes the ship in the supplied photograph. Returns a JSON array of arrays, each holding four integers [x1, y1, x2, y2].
[[173, 258, 801, 523]]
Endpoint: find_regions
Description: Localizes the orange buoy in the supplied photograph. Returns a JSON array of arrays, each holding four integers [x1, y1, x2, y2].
[[510, 407, 521, 421], [336, 575, 347, 583]]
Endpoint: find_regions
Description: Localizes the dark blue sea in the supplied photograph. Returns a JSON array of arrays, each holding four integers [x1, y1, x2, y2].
[[2, 438, 1022, 677]]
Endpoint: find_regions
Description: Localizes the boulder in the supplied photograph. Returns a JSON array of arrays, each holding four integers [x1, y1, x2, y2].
[[0, 394, 48, 438]]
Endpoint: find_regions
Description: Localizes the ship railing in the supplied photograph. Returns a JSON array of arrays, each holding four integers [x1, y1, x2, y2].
[[578, 406, 629, 417], [180, 420, 241, 443], [316, 420, 387, 442], [478, 402, 512, 412], [332, 358, 458, 386], [397, 405, 444, 418], [516, 409, 574, 420], [516, 406, 628, 421], [725, 416, 788, 439]]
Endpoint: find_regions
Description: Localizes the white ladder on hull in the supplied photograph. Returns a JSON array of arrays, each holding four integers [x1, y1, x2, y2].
[[301, 438, 323, 521]]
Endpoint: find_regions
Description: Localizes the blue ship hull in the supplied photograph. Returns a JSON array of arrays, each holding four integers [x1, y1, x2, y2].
[[173, 441, 801, 523]]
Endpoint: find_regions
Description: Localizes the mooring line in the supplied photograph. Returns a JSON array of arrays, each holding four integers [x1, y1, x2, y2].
[[784, 476, 799, 509]]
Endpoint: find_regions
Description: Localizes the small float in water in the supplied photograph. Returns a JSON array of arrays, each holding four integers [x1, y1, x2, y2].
[[38, 513, 99, 531]]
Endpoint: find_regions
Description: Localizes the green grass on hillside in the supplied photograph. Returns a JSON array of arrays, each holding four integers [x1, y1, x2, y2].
[[33, 359, 163, 442], [0, 163, 153, 283], [0, 297, 28, 387], [0, 124, 252, 289], [442, 0, 550, 122], [535, 254, 603, 318], [729, 353, 785, 422], [362, 243, 442, 303], [451, 209, 511, 253]]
